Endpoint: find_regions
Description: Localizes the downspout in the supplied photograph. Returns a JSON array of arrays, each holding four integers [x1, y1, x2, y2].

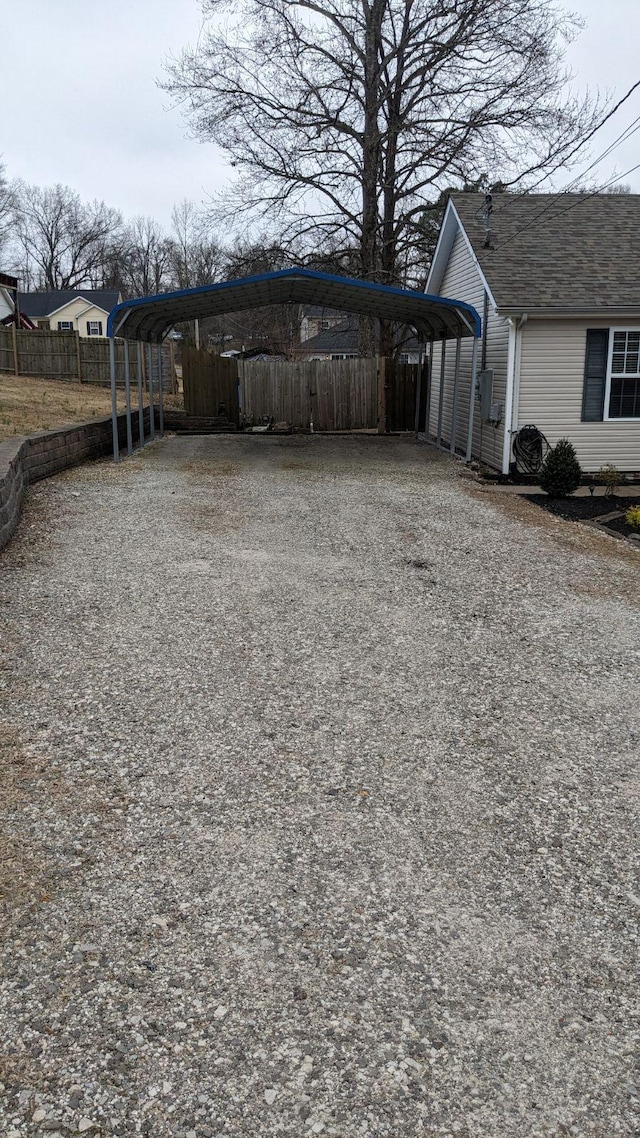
[[501, 314, 527, 475]]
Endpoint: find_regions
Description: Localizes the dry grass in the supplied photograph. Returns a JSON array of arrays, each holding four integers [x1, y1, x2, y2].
[[0, 374, 130, 442]]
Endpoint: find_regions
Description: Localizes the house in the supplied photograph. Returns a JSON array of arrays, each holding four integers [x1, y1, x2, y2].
[[426, 193, 640, 474], [297, 315, 421, 361], [299, 305, 346, 343], [0, 272, 36, 328], [17, 289, 122, 338]]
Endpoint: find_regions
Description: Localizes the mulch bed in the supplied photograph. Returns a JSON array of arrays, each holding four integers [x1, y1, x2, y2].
[[528, 494, 640, 542]]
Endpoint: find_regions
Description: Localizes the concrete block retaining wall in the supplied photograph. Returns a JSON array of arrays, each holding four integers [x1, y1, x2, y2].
[[0, 407, 151, 552]]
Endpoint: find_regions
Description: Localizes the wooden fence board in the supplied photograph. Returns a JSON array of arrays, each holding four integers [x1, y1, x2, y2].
[[0, 327, 173, 389], [386, 361, 422, 432], [241, 358, 380, 430], [179, 352, 417, 432], [182, 346, 239, 423]]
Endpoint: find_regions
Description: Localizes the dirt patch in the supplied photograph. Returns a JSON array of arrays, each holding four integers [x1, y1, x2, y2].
[[0, 374, 130, 441], [179, 457, 240, 479]]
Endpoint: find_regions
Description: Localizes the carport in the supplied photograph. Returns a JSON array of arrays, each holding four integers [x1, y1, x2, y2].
[[106, 267, 481, 462]]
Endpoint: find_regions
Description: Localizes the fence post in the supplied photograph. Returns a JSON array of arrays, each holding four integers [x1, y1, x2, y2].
[[11, 321, 19, 377], [75, 331, 83, 382]]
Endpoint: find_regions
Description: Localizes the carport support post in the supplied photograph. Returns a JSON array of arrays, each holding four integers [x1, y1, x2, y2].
[[425, 340, 434, 439], [157, 343, 165, 436], [123, 339, 133, 456], [414, 343, 424, 434], [436, 339, 447, 447], [377, 355, 387, 434], [465, 337, 480, 463], [147, 344, 155, 441], [450, 335, 462, 454], [109, 335, 119, 463], [137, 341, 144, 448]]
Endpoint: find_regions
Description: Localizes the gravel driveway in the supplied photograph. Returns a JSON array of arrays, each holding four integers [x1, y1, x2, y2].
[[0, 434, 638, 1138]]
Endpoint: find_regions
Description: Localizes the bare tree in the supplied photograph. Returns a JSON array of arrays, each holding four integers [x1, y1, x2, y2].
[[0, 161, 15, 265], [202, 238, 298, 352], [164, 0, 601, 348], [106, 215, 174, 296], [12, 181, 122, 290], [170, 199, 223, 288]]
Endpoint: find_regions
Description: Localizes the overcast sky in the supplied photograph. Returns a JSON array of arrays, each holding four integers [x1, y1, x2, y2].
[[2, 0, 639, 231]]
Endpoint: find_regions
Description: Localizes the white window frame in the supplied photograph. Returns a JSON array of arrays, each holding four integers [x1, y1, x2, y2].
[[604, 326, 640, 421], [57, 320, 74, 332], [86, 320, 103, 337]]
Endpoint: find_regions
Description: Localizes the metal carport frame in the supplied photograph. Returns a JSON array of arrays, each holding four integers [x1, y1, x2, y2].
[[106, 267, 482, 462]]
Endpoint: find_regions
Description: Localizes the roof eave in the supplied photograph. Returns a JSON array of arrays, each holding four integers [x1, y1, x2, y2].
[[497, 304, 640, 318]]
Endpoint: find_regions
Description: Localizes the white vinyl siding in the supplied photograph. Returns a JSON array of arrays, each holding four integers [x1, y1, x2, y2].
[[517, 318, 640, 472], [429, 230, 510, 469]]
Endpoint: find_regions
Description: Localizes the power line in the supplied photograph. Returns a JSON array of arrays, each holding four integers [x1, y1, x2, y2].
[[493, 77, 640, 212], [485, 93, 640, 246], [493, 159, 640, 251]]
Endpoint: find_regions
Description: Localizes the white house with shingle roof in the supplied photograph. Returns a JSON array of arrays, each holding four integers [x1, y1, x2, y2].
[[17, 289, 122, 338], [426, 193, 640, 474]]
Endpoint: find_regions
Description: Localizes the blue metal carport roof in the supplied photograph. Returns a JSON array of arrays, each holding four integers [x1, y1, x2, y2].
[[107, 267, 481, 343]]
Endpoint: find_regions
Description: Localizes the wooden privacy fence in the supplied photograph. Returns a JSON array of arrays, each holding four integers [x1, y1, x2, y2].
[[181, 351, 423, 431], [240, 357, 379, 430], [0, 326, 175, 389], [182, 346, 240, 424], [385, 360, 422, 433]]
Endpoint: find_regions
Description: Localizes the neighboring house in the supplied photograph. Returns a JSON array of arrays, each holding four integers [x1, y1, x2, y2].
[[299, 305, 345, 343], [17, 289, 122, 338], [0, 273, 37, 329], [426, 193, 640, 474], [297, 315, 420, 361], [297, 316, 360, 360], [0, 272, 17, 323]]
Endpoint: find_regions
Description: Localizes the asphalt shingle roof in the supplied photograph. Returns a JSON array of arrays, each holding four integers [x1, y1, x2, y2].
[[450, 193, 640, 310], [299, 317, 420, 353], [299, 317, 359, 351], [17, 289, 121, 319]]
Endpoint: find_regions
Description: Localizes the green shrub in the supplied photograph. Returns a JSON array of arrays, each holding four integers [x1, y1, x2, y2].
[[539, 438, 582, 498], [599, 463, 624, 497], [626, 505, 640, 533]]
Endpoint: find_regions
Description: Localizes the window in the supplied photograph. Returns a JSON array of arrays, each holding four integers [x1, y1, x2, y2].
[[58, 320, 74, 332], [320, 319, 331, 330], [86, 320, 103, 337], [398, 352, 409, 364], [608, 330, 640, 418], [582, 328, 640, 422]]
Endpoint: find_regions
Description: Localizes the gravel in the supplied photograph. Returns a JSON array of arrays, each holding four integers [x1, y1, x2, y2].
[[0, 433, 638, 1137]]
